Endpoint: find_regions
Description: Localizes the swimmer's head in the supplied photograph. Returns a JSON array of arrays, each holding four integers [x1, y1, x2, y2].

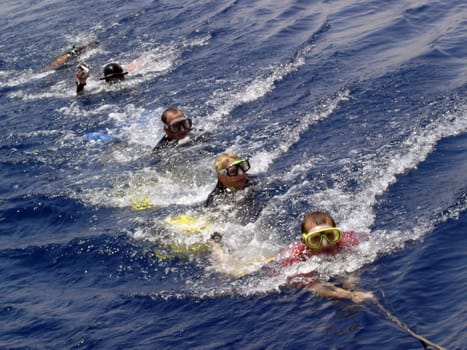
[[161, 107, 192, 141], [301, 211, 340, 252], [100, 63, 128, 83], [214, 152, 249, 191]]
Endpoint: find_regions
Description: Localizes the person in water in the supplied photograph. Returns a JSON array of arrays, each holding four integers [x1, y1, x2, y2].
[[152, 107, 193, 152], [210, 210, 375, 303], [204, 152, 253, 207], [204, 152, 268, 224]]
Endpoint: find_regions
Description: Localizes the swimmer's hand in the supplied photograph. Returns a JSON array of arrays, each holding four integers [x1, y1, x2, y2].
[[310, 282, 376, 304], [350, 290, 376, 304]]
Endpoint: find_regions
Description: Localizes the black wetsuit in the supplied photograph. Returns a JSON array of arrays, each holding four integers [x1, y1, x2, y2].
[[204, 176, 267, 224], [76, 82, 86, 94], [152, 135, 172, 153], [204, 180, 231, 207]]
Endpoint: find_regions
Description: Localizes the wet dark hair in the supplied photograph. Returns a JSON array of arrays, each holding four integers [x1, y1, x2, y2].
[[100, 63, 128, 83], [301, 211, 336, 232]]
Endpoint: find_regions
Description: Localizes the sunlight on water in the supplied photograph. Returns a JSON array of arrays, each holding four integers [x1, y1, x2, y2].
[[108, 104, 162, 149], [77, 167, 212, 208]]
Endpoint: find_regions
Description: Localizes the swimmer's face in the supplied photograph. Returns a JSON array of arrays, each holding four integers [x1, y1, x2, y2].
[[303, 218, 339, 254], [217, 156, 249, 191], [164, 111, 191, 141]]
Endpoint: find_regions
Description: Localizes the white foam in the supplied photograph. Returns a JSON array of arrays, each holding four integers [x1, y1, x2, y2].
[[203, 43, 317, 129], [2, 69, 55, 88]]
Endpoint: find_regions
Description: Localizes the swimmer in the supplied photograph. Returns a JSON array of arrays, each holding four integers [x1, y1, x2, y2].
[[281, 211, 374, 303], [210, 212, 447, 349], [211, 211, 375, 303], [204, 152, 252, 207], [152, 107, 193, 152], [75, 62, 128, 93], [204, 152, 269, 224]]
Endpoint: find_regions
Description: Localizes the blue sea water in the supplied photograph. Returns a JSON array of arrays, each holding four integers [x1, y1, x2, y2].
[[1, 0, 466, 349]]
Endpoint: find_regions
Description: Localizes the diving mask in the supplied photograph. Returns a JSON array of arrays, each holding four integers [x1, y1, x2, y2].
[[302, 225, 341, 249], [218, 159, 250, 176], [165, 117, 192, 133]]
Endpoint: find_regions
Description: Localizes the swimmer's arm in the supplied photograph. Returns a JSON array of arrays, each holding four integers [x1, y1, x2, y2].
[[47, 46, 78, 69], [46, 53, 71, 69], [309, 281, 375, 304]]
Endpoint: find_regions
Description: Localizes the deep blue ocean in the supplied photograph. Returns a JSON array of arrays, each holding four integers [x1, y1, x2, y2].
[[1, 0, 466, 349]]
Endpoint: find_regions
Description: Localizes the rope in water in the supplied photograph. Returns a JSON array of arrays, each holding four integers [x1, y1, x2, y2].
[[373, 299, 446, 350]]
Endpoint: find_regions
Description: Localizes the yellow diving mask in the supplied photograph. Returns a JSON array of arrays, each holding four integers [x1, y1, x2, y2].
[[302, 226, 341, 249]]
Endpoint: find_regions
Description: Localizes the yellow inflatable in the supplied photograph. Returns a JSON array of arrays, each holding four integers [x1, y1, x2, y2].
[[130, 197, 153, 211], [163, 214, 212, 234], [154, 214, 214, 258]]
